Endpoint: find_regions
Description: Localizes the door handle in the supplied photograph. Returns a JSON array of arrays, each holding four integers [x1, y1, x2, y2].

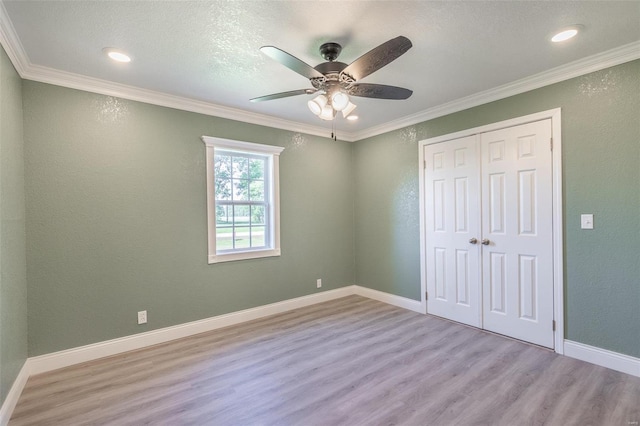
[[481, 239, 490, 245], [469, 238, 478, 244]]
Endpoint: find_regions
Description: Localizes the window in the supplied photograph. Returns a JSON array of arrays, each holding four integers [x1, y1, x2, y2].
[[202, 136, 284, 263]]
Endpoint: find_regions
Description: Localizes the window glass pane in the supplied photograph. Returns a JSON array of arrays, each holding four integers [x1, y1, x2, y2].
[[215, 178, 232, 201], [214, 154, 232, 179], [232, 179, 249, 201], [249, 181, 264, 201], [216, 205, 232, 225], [216, 228, 233, 251], [232, 156, 249, 179], [251, 205, 265, 226], [233, 205, 250, 226], [233, 229, 250, 250], [249, 158, 265, 179], [251, 226, 265, 247], [215, 205, 233, 250], [233, 205, 250, 250]]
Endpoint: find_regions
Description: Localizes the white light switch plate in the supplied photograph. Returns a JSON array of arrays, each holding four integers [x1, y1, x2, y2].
[[581, 214, 594, 229]]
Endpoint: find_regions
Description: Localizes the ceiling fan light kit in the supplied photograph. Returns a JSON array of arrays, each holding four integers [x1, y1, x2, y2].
[[319, 104, 336, 121], [331, 91, 350, 111], [308, 91, 353, 119], [251, 36, 414, 123], [307, 94, 327, 115], [341, 101, 357, 118]]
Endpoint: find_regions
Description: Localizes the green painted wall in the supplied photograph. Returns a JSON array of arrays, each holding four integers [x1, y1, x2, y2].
[[0, 45, 27, 404], [23, 82, 354, 356], [354, 60, 640, 358], [10, 52, 640, 364]]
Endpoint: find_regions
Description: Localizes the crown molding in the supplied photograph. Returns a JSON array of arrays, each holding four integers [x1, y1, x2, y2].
[[23, 62, 340, 139], [0, 0, 27, 75], [0, 2, 341, 141], [351, 40, 640, 141], [1, 1, 637, 143]]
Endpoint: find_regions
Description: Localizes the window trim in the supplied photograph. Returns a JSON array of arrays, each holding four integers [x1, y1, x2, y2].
[[202, 136, 284, 264]]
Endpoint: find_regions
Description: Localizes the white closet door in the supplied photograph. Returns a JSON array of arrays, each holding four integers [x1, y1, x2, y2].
[[480, 119, 554, 348], [424, 136, 481, 327]]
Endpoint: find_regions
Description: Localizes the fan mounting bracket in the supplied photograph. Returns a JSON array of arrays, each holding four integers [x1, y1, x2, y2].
[[319, 42, 342, 62]]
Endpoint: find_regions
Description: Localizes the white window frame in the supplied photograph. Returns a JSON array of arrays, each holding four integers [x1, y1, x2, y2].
[[202, 136, 284, 264]]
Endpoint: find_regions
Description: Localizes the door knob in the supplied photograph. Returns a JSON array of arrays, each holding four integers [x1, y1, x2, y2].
[[481, 239, 490, 245], [469, 238, 478, 244]]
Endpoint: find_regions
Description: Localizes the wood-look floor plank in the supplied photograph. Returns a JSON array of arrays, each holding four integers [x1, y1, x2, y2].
[[10, 295, 640, 425]]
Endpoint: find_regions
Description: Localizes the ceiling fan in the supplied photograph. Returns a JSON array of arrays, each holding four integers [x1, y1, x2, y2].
[[250, 36, 413, 121]]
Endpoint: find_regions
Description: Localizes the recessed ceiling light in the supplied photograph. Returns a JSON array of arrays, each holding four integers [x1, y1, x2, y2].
[[551, 25, 582, 43], [346, 115, 358, 121], [103, 48, 131, 63]]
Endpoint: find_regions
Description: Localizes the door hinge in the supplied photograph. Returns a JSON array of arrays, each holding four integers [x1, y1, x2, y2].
[[552, 320, 556, 331], [424, 160, 427, 169], [425, 291, 428, 301], [550, 138, 553, 151]]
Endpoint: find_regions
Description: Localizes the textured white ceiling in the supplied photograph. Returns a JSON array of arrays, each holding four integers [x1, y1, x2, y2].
[[2, 1, 640, 138]]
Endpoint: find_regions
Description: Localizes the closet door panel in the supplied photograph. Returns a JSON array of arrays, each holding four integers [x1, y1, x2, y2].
[[424, 136, 481, 327], [480, 119, 554, 348]]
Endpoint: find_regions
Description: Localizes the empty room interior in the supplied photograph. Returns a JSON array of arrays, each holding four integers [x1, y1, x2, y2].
[[1, 1, 639, 425]]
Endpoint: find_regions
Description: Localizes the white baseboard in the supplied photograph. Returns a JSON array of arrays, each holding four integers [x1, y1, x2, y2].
[[564, 340, 640, 377], [28, 286, 355, 376], [353, 285, 423, 313], [23, 285, 421, 377], [14, 287, 638, 424], [0, 361, 29, 426]]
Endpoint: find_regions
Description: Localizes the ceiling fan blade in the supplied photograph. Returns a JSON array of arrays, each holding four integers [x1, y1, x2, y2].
[[341, 36, 412, 81], [349, 83, 413, 100], [260, 46, 325, 80], [250, 89, 317, 102]]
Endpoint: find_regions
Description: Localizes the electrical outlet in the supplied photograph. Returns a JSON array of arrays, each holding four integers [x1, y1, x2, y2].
[[137, 310, 147, 325], [316, 279, 322, 289]]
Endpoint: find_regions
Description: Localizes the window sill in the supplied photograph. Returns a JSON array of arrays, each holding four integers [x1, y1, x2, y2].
[[208, 248, 281, 264]]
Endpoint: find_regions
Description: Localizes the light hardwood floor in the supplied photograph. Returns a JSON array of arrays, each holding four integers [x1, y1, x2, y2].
[[10, 295, 640, 425]]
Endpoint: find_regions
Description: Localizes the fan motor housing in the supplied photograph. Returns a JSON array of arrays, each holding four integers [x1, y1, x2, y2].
[[314, 61, 348, 75]]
